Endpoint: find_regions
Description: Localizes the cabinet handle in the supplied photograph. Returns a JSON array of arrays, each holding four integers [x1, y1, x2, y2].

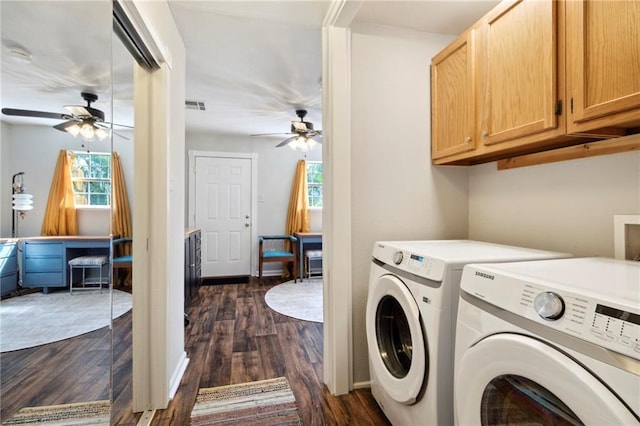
[[465, 136, 472, 143], [481, 131, 488, 138]]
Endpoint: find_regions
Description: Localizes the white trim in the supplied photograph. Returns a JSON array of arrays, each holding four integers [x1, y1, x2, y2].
[[188, 150, 258, 276], [323, 0, 363, 28], [115, 1, 169, 66], [322, 21, 353, 395], [168, 352, 189, 399], [614, 214, 640, 260]]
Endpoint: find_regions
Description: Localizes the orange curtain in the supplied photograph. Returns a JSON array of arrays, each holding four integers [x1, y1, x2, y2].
[[285, 159, 310, 237], [283, 159, 310, 278], [112, 152, 132, 247], [41, 150, 78, 236]]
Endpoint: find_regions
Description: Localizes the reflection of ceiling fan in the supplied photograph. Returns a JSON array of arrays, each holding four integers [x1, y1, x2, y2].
[[2, 92, 131, 141], [252, 109, 322, 152]]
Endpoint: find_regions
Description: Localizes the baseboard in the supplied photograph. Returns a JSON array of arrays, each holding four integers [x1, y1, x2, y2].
[[169, 352, 189, 400], [352, 380, 372, 390], [201, 275, 250, 285]]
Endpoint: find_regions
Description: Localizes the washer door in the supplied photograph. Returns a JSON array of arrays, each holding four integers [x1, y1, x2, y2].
[[366, 274, 426, 404], [456, 333, 638, 425]]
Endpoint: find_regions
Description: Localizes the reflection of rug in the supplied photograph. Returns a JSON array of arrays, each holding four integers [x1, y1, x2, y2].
[[0, 290, 132, 352], [264, 279, 322, 323], [190, 377, 301, 426], [2, 400, 110, 425]]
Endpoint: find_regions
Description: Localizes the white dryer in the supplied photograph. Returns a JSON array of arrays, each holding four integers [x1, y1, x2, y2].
[[366, 240, 568, 426], [455, 257, 640, 425]]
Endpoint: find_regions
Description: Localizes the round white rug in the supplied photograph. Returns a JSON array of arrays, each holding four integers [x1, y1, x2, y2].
[[265, 279, 323, 323], [0, 289, 132, 352]]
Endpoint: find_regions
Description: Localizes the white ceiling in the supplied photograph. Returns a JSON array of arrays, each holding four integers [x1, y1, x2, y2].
[[1, 0, 498, 140]]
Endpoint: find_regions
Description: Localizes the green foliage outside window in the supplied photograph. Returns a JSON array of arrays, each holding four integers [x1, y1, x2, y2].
[[306, 161, 323, 208], [70, 152, 111, 206]]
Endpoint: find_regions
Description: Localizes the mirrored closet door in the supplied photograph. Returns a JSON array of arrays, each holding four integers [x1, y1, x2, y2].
[[1, 1, 118, 423]]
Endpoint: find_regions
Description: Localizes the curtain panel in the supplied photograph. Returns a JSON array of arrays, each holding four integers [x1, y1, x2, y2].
[[112, 151, 132, 252], [285, 159, 310, 237], [41, 150, 78, 236]]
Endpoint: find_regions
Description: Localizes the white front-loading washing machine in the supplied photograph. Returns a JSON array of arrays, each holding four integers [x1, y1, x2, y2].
[[366, 240, 569, 425], [454, 257, 640, 425]]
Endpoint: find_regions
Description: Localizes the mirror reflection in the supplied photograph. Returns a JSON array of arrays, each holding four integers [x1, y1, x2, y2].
[[1, 1, 134, 423]]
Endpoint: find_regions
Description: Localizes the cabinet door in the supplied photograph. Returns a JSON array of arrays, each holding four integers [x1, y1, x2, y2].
[[567, 0, 640, 132], [478, 0, 561, 146], [431, 28, 476, 160]]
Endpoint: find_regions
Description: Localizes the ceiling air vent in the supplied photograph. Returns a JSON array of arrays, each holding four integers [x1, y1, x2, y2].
[[185, 100, 206, 111]]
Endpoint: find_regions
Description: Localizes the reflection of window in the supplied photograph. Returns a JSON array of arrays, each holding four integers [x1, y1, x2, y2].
[[70, 151, 111, 207], [306, 161, 323, 208]]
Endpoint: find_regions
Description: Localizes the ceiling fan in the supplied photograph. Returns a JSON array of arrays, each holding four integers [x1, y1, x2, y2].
[[2, 91, 131, 141], [252, 109, 322, 152]]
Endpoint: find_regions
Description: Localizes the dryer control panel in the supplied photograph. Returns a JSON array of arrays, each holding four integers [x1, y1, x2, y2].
[[461, 259, 640, 360]]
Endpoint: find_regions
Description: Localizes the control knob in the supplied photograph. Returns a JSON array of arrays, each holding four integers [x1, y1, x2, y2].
[[392, 251, 404, 265], [534, 291, 565, 320]]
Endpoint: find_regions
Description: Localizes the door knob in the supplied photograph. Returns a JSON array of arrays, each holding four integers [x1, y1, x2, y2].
[[245, 223, 250, 227]]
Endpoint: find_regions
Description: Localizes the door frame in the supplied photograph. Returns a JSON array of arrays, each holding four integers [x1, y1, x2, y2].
[[188, 150, 258, 276]]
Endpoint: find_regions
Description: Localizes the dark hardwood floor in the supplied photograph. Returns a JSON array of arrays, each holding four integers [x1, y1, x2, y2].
[[1, 277, 390, 425]]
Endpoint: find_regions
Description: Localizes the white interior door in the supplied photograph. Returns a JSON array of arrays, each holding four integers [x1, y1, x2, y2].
[[194, 155, 253, 277]]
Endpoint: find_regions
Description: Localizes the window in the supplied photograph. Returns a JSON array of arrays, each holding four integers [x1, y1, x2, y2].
[[306, 161, 323, 208], [70, 151, 111, 206]]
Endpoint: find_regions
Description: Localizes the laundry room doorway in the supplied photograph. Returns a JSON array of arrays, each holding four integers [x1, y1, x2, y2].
[[188, 151, 258, 278]]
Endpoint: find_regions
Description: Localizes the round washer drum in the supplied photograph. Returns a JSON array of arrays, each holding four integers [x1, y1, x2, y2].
[[366, 273, 427, 404]]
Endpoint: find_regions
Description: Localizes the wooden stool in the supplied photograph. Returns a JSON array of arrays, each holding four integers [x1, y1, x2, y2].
[[68, 255, 109, 293]]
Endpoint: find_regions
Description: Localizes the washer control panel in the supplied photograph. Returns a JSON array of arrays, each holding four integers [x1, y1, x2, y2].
[[373, 244, 445, 281], [463, 264, 640, 360]]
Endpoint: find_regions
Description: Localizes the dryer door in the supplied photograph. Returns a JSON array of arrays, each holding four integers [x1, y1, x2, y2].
[[366, 274, 426, 404], [456, 333, 638, 425]]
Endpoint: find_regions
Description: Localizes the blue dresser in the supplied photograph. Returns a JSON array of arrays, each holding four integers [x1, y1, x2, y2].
[[0, 239, 19, 296], [21, 237, 111, 293]]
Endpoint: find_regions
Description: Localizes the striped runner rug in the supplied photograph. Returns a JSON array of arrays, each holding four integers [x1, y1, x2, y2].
[[190, 377, 302, 425], [2, 400, 110, 425]]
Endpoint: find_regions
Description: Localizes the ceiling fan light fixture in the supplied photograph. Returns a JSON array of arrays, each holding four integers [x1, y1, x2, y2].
[[288, 136, 313, 152], [95, 127, 109, 141], [64, 123, 81, 138], [80, 121, 96, 140]]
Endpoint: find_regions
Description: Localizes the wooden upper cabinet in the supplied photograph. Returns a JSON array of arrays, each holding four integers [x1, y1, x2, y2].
[[431, 0, 640, 165], [431, 28, 476, 160], [478, 0, 562, 146], [566, 0, 640, 134]]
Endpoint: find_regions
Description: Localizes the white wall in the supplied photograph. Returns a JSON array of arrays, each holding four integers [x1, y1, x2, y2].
[[349, 23, 469, 385], [468, 151, 640, 256], [186, 131, 322, 275], [0, 122, 134, 238]]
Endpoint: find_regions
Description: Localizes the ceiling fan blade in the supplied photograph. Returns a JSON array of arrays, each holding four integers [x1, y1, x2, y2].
[[106, 122, 134, 129], [2, 108, 68, 120], [251, 132, 295, 137], [64, 105, 92, 117], [275, 136, 298, 147], [113, 130, 130, 140], [53, 120, 80, 132], [97, 122, 134, 130], [92, 122, 131, 140]]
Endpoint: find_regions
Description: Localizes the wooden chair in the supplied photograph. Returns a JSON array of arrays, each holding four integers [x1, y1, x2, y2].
[[258, 235, 298, 282], [112, 237, 132, 286]]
